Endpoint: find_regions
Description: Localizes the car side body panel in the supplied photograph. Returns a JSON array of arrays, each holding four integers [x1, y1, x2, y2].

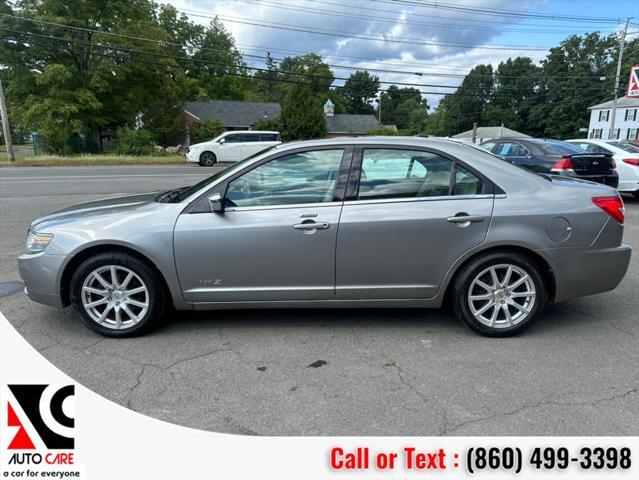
[[335, 195, 493, 300], [17, 137, 632, 315]]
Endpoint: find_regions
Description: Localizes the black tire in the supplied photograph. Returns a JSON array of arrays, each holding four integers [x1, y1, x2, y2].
[[199, 151, 216, 166], [633, 190, 639, 200], [451, 251, 547, 337], [70, 252, 167, 337]]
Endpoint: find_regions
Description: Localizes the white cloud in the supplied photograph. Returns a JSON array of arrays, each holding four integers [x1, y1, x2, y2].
[[163, 0, 551, 106]]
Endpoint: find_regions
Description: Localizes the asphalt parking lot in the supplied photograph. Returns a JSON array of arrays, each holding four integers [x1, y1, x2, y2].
[[1, 165, 638, 436]]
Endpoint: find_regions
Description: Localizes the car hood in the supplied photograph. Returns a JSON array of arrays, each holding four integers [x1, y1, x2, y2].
[[31, 192, 159, 231]]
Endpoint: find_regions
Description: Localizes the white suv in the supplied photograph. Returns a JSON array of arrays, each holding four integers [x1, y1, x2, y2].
[[186, 131, 281, 166]]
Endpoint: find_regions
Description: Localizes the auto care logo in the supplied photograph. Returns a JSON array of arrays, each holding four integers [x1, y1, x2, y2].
[[6, 385, 75, 451]]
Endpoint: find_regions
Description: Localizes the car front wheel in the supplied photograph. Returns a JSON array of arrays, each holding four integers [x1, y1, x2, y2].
[[70, 252, 167, 337], [199, 151, 216, 166], [452, 252, 547, 337]]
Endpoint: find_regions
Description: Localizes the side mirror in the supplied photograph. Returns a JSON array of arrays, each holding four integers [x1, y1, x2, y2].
[[219, 138, 226, 144], [208, 193, 224, 213]]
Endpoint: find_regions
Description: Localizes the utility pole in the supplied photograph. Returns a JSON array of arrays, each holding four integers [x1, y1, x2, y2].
[[609, 18, 630, 140], [0, 78, 16, 162], [378, 92, 382, 124]]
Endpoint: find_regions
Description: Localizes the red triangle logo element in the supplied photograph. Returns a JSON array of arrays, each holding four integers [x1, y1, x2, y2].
[[7, 402, 35, 450]]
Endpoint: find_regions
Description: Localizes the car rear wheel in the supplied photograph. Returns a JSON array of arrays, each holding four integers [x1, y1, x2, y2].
[[70, 252, 167, 337], [199, 151, 216, 166], [452, 252, 547, 337]]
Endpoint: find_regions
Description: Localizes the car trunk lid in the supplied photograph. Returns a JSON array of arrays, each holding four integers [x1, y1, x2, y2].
[[567, 153, 615, 175]]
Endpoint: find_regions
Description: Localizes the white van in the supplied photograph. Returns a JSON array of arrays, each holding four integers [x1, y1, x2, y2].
[[186, 131, 281, 166]]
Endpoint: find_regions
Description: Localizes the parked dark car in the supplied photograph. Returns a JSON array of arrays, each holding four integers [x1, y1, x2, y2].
[[481, 138, 618, 188]]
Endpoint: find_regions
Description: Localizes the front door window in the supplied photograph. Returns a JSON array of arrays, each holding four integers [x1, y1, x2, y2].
[[225, 149, 344, 207]]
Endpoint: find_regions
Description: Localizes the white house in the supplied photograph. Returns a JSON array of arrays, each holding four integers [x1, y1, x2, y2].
[[587, 97, 639, 140]]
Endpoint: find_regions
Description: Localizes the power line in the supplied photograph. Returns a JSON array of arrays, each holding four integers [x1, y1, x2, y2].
[[3, 27, 622, 96], [178, 9, 555, 51], [2, 31, 625, 100], [227, 0, 616, 35], [4, 11, 626, 80], [293, 0, 628, 29], [371, 0, 632, 24]]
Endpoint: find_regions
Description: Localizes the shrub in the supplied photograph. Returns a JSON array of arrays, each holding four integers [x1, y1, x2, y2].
[[252, 116, 282, 132], [114, 127, 154, 155], [367, 126, 400, 136], [192, 119, 224, 144]]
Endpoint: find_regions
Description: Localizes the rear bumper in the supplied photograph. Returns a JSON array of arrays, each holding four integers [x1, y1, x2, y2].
[[17, 252, 66, 308], [569, 173, 619, 188], [540, 243, 631, 302]]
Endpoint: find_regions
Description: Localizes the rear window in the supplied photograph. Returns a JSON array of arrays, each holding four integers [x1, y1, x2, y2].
[[258, 133, 280, 141], [534, 140, 584, 156], [609, 141, 639, 153]]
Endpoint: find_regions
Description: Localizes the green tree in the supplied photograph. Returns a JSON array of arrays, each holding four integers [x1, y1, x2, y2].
[[192, 119, 224, 143], [530, 32, 635, 138], [342, 70, 380, 114], [483, 57, 540, 134], [438, 64, 494, 135], [253, 52, 282, 102], [278, 54, 333, 96], [253, 116, 282, 132], [379, 86, 429, 132], [281, 85, 327, 140], [16, 64, 102, 153]]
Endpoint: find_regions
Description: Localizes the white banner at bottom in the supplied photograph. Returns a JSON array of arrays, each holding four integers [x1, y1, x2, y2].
[[1, 312, 637, 480]]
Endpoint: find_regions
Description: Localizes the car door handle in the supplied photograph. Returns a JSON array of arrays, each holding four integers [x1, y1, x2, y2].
[[293, 222, 330, 230], [446, 214, 484, 223]]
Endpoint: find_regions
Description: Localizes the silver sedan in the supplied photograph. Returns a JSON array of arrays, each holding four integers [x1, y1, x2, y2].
[[18, 137, 631, 337]]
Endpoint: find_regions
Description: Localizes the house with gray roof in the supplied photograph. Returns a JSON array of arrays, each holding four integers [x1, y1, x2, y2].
[[183, 98, 281, 144], [323, 99, 379, 136], [183, 97, 380, 143]]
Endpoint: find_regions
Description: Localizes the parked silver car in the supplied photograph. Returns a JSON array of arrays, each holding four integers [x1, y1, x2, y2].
[[18, 137, 631, 337]]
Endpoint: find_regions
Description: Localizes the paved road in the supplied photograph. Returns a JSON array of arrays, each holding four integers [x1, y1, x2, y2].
[[1, 166, 638, 436]]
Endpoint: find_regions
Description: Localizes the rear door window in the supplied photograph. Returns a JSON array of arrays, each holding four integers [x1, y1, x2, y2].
[[482, 142, 497, 153], [497, 143, 518, 156], [358, 149, 452, 199], [454, 164, 483, 195], [258, 133, 279, 142]]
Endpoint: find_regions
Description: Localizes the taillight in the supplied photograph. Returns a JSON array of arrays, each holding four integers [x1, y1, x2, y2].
[[623, 158, 639, 166], [551, 156, 574, 172], [592, 196, 625, 224]]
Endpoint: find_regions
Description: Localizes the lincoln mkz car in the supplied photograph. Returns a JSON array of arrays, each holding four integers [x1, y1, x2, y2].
[[18, 138, 631, 337]]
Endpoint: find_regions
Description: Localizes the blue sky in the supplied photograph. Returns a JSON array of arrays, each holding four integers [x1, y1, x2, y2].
[[164, 0, 639, 106]]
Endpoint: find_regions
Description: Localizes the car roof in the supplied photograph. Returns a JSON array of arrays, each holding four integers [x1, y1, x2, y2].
[[222, 130, 279, 134], [183, 136, 552, 203]]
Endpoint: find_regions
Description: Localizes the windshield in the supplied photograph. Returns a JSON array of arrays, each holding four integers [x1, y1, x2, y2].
[[158, 145, 278, 203], [608, 141, 639, 153], [534, 140, 584, 156]]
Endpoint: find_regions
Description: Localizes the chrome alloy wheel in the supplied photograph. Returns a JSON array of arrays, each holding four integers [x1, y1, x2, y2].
[[467, 264, 536, 329], [81, 265, 149, 329]]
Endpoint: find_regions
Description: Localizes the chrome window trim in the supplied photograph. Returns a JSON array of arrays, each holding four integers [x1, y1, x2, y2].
[[342, 193, 494, 207], [225, 201, 343, 213], [182, 145, 349, 206]]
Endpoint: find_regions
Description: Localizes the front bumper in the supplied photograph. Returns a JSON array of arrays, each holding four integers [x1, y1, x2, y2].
[[185, 149, 199, 163], [541, 243, 632, 303], [17, 252, 67, 308]]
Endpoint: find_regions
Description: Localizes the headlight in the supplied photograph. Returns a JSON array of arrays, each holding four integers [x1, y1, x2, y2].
[[25, 231, 53, 253]]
